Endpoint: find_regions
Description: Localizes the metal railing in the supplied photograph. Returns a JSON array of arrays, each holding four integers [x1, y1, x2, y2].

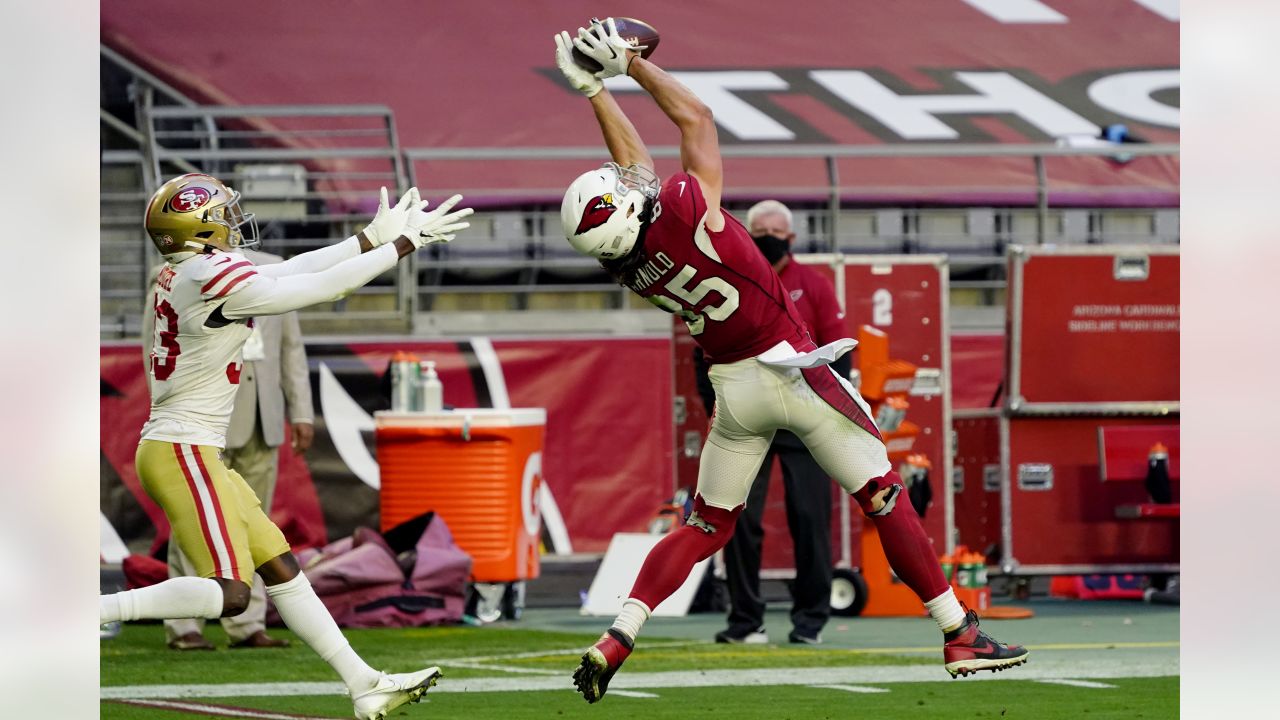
[[100, 51, 1177, 337]]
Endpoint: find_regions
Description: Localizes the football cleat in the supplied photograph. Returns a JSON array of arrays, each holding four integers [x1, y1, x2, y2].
[[943, 609, 1029, 678], [351, 667, 442, 720], [573, 629, 634, 703], [715, 626, 769, 644]]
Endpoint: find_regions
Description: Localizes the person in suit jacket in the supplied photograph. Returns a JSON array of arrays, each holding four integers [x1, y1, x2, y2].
[[144, 248, 315, 650]]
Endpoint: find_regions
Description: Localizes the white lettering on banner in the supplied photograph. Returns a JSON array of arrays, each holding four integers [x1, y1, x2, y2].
[[812, 71, 1098, 140], [1132, 0, 1180, 21], [606, 72, 795, 140], [962, 0, 1179, 22], [961, 0, 1067, 23], [1067, 304, 1179, 333], [609, 68, 1177, 141], [1088, 70, 1180, 128]]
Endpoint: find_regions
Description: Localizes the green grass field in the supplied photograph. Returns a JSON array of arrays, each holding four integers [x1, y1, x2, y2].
[[101, 601, 1179, 720]]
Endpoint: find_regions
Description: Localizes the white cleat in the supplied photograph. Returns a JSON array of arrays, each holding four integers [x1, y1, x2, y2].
[[352, 667, 442, 720]]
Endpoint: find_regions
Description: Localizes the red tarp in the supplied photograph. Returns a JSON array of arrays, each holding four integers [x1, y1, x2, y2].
[[102, 1, 1178, 206]]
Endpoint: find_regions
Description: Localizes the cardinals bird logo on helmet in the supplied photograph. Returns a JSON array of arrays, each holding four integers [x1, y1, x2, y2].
[[575, 193, 617, 235]]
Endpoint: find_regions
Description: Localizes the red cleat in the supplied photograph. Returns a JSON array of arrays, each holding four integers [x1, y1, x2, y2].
[[943, 608, 1030, 678], [573, 629, 634, 703]]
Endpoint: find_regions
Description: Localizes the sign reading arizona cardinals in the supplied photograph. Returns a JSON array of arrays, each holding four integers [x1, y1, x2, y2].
[[575, 193, 616, 235]]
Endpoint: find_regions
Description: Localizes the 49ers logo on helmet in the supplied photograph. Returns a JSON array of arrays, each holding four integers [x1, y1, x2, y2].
[[170, 187, 212, 213], [574, 193, 617, 235]]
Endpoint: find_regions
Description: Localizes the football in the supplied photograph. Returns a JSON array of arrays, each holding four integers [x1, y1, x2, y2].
[[571, 17, 661, 73]]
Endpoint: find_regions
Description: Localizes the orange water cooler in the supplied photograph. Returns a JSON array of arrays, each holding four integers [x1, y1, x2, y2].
[[374, 409, 545, 584]]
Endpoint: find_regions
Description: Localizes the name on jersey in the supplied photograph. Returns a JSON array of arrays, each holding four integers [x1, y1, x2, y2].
[[628, 251, 675, 292], [157, 265, 177, 292]]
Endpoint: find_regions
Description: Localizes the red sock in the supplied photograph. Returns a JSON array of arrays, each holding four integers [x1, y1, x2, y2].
[[628, 496, 742, 611], [861, 473, 950, 601]]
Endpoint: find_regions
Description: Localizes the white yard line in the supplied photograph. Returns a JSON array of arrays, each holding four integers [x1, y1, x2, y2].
[[102, 653, 1177, 700], [810, 684, 891, 694], [448, 661, 561, 676], [444, 639, 702, 664], [606, 690, 659, 698], [1036, 679, 1117, 689], [115, 699, 330, 719]]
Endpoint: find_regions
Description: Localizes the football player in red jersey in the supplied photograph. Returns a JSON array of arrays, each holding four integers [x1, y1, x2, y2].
[[555, 19, 1028, 703]]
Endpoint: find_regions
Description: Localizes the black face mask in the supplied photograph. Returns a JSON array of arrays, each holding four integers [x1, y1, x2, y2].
[[752, 234, 790, 264]]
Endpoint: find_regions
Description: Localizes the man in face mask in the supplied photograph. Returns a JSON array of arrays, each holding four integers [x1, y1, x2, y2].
[[692, 199, 849, 645]]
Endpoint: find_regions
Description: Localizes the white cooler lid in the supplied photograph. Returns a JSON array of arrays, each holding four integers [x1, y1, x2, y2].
[[374, 408, 546, 428]]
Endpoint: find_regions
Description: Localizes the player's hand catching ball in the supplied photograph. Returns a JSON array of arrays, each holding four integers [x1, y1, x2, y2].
[[555, 31, 603, 97], [574, 17, 643, 79], [402, 194, 474, 248], [363, 186, 422, 247]]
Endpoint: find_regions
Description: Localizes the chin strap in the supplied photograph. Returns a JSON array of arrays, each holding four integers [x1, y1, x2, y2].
[[182, 241, 217, 254]]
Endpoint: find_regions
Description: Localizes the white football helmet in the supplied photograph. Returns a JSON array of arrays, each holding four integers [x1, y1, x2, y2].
[[561, 162, 660, 260]]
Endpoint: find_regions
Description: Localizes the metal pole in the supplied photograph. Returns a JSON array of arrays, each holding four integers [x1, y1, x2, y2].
[[1034, 155, 1048, 245], [385, 113, 417, 333], [134, 85, 162, 303], [826, 155, 840, 251]]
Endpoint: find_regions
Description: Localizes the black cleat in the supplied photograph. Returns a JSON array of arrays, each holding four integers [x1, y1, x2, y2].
[[572, 629, 634, 703]]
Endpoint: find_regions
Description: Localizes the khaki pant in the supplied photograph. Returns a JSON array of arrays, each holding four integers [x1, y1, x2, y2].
[[700, 356, 891, 510], [161, 429, 283, 644]]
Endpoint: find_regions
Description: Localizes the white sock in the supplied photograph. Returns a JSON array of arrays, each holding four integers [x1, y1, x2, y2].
[[609, 598, 651, 643], [100, 577, 224, 623], [266, 572, 380, 693], [924, 587, 967, 633]]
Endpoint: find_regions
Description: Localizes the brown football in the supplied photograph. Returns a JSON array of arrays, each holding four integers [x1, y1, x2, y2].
[[571, 17, 661, 73]]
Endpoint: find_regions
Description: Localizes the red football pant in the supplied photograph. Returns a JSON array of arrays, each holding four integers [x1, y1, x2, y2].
[[855, 471, 950, 601]]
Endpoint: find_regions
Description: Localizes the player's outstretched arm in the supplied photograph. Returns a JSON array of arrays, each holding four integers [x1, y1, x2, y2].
[[216, 196, 472, 320], [627, 53, 724, 230], [255, 187, 425, 279], [556, 24, 653, 172]]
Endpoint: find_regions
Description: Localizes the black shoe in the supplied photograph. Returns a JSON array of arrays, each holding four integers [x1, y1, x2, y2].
[[573, 629, 634, 704], [788, 628, 823, 645], [714, 626, 768, 644]]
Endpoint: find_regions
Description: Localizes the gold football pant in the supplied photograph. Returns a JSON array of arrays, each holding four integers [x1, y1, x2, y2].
[[136, 439, 291, 582]]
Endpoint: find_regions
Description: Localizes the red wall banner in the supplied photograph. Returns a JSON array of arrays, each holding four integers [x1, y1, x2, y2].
[[101, 336, 673, 556], [102, 0, 1177, 206]]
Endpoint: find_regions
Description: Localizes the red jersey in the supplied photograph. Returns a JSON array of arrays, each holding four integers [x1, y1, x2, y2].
[[777, 260, 845, 346], [623, 172, 810, 363]]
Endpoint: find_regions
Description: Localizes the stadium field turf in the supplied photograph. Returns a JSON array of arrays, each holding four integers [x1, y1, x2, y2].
[[102, 608, 1178, 720]]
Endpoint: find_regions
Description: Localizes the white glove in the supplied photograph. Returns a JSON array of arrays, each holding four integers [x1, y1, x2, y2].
[[554, 31, 602, 97], [362, 187, 422, 247], [573, 17, 642, 79], [403, 194, 474, 248]]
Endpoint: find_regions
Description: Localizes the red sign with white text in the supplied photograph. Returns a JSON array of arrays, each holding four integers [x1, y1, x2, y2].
[[1012, 250, 1179, 406]]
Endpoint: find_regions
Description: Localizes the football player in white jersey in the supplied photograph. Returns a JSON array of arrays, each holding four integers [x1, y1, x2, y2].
[[101, 173, 472, 720]]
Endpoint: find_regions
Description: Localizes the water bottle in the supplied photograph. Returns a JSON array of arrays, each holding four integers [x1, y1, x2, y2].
[[421, 360, 443, 412], [390, 352, 420, 412]]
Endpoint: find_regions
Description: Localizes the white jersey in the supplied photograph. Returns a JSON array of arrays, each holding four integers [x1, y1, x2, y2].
[[141, 251, 261, 447]]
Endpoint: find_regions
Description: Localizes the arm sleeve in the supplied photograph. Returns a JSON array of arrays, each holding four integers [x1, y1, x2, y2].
[[279, 310, 314, 424], [141, 274, 158, 387], [218, 242, 399, 319], [253, 236, 362, 278]]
